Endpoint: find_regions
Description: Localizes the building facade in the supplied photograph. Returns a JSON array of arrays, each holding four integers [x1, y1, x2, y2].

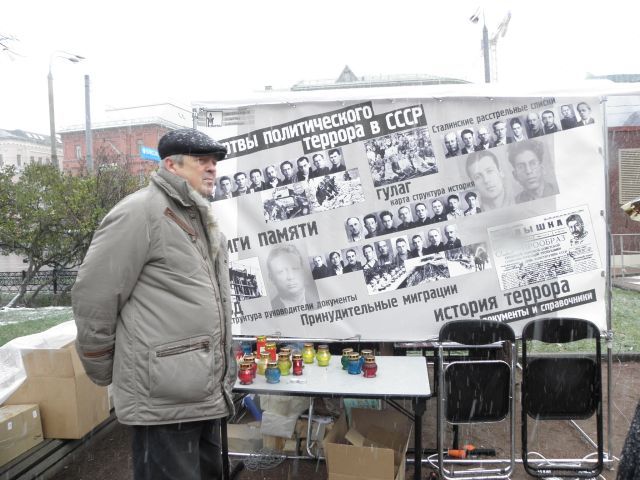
[[0, 129, 59, 173], [59, 103, 192, 175]]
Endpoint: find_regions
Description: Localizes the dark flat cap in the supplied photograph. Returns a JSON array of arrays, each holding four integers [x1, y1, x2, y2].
[[158, 128, 227, 160]]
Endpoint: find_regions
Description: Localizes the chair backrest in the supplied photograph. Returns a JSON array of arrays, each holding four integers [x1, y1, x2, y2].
[[445, 361, 511, 422], [522, 317, 600, 344], [522, 317, 601, 420], [439, 319, 516, 345]]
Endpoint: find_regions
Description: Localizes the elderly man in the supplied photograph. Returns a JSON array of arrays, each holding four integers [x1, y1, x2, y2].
[[72, 129, 235, 480], [444, 132, 461, 158], [507, 140, 558, 203], [444, 224, 462, 250]]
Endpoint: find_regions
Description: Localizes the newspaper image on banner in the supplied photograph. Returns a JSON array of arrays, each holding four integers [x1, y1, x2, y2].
[[489, 206, 601, 291]]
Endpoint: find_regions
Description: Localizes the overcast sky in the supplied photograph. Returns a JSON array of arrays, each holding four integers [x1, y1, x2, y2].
[[2, 0, 640, 135]]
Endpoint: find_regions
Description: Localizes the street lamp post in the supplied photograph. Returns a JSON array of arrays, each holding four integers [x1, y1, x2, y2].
[[48, 51, 84, 169]]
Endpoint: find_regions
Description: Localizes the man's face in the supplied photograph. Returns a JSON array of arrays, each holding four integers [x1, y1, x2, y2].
[[412, 236, 424, 250], [527, 114, 540, 131], [542, 112, 555, 128], [561, 106, 571, 118], [266, 166, 278, 181], [346, 250, 357, 265], [398, 207, 411, 223], [462, 132, 474, 148], [377, 241, 389, 255], [396, 240, 408, 255], [467, 195, 477, 207], [329, 151, 342, 166], [298, 158, 310, 175], [512, 122, 523, 138], [568, 220, 584, 238], [364, 217, 378, 234], [220, 178, 232, 194], [478, 127, 490, 144], [428, 230, 441, 245], [468, 155, 504, 201], [250, 171, 263, 185], [445, 226, 457, 241], [313, 155, 325, 169], [169, 155, 217, 197], [347, 218, 361, 235], [512, 149, 543, 191], [269, 252, 305, 297], [432, 200, 444, 215], [444, 133, 458, 153], [281, 163, 293, 179], [235, 173, 247, 189], [577, 104, 590, 120], [493, 122, 507, 141], [415, 204, 428, 221], [381, 214, 394, 229], [313, 256, 323, 267], [448, 198, 459, 210], [363, 246, 375, 260]]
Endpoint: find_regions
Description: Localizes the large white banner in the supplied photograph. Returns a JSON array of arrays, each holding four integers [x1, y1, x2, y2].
[[202, 95, 606, 340]]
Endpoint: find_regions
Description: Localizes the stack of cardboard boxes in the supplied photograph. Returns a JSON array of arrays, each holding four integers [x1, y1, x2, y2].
[[0, 341, 110, 466]]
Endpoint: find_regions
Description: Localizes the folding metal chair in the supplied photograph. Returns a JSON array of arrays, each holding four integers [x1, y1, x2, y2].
[[433, 319, 516, 480], [521, 317, 603, 478]]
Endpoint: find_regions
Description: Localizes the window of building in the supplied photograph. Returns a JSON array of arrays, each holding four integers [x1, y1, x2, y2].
[[619, 148, 640, 204], [75, 145, 82, 159], [16, 154, 21, 167]]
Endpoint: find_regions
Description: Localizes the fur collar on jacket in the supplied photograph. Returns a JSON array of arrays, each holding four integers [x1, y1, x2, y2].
[[152, 170, 222, 260]]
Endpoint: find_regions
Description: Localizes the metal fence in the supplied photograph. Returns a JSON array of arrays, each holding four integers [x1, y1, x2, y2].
[[611, 233, 640, 277], [0, 270, 77, 294]]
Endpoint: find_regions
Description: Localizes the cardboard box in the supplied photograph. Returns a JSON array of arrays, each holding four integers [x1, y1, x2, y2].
[[5, 342, 109, 439], [324, 408, 412, 480], [0, 404, 43, 466], [227, 421, 262, 453]]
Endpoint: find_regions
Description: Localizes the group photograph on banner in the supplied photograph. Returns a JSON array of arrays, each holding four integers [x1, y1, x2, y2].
[[198, 91, 607, 341]]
